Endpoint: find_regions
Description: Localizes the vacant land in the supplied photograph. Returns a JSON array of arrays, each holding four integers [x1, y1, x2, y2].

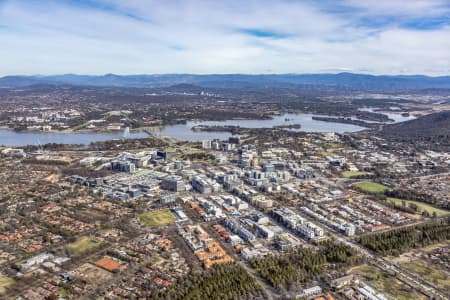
[[353, 182, 389, 193], [75, 263, 113, 284], [420, 242, 450, 252], [400, 259, 450, 294], [0, 275, 14, 295], [68, 236, 102, 255], [387, 197, 449, 217], [138, 209, 176, 227], [341, 171, 367, 178], [351, 264, 426, 300]]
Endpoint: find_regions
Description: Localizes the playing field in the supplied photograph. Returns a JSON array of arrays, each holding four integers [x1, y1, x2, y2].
[[351, 264, 427, 300], [0, 275, 14, 295], [68, 236, 102, 255], [353, 181, 389, 193], [387, 197, 449, 217], [138, 209, 176, 226], [341, 171, 367, 178]]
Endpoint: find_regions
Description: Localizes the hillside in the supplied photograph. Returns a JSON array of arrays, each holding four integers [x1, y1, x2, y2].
[[378, 111, 450, 150], [382, 111, 450, 137]]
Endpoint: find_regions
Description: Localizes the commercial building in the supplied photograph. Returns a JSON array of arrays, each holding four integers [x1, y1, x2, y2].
[[161, 176, 185, 192], [160, 193, 177, 205], [192, 175, 212, 194], [228, 136, 241, 144], [110, 160, 136, 173], [191, 175, 221, 194]]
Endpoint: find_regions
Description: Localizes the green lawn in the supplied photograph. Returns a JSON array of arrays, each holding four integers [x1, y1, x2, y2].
[[58, 288, 69, 298], [68, 236, 102, 255], [351, 264, 427, 300], [387, 198, 449, 217], [400, 259, 450, 294], [353, 181, 389, 193], [138, 209, 176, 227], [341, 171, 368, 178], [0, 275, 14, 295]]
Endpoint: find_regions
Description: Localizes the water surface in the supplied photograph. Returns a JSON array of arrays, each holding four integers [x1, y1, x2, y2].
[[1, 110, 412, 146], [0, 130, 148, 146], [156, 113, 367, 141]]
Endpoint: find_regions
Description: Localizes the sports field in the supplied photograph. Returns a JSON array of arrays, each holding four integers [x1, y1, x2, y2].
[[68, 236, 102, 255], [353, 181, 389, 193], [138, 209, 176, 226]]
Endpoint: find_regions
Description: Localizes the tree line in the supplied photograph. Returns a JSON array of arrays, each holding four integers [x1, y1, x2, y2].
[[358, 218, 450, 255], [153, 263, 265, 300], [385, 189, 449, 210], [249, 241, 362, 291]]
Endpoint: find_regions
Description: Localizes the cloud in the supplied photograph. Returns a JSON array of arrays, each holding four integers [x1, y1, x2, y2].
[[0, 0, 449, 75], [343, 0, 450, 17]]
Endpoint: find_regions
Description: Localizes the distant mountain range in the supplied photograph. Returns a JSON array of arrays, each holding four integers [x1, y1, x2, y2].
[[1, 73, 450, 91]]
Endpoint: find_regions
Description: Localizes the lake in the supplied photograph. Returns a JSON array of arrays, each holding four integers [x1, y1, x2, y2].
[[0, 111, 413, 146], [358, 107, 416, 123], [155, 113, 367, 141], [0, 130, 148, 147]]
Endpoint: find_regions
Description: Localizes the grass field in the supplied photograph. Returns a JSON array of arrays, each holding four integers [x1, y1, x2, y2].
[[341, 171, 368, 178], [0, 275, 14, 295], [68, 236, 102, 255], [353, 181, 389, 193], [419, 242, 450, 252], [400, 259, 450, 294], [76, 263, 113, 284], [58, 288, 69, 298], [138, 209, 176, 226], [387, 197, 449, 217], [351, 264, 427, 300]]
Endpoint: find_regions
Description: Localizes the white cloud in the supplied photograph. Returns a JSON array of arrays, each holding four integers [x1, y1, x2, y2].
[[0, 0, 449, 75], [343, 0, 450, 17]]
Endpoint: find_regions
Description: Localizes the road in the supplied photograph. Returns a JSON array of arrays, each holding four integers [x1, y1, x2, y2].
[[238, 261, 277, 300]]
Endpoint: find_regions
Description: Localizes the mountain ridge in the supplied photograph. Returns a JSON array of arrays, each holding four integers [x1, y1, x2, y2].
[[2, 73, 450, 91]]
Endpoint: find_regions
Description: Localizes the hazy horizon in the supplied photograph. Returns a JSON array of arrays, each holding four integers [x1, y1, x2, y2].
[[2, 72, 450, 78]]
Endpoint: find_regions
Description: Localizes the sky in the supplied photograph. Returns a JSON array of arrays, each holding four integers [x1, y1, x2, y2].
[[0, 0, 450, 76]]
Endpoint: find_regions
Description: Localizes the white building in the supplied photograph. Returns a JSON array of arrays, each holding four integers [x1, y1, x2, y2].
[[202, 140, 212, 149], [297, 286, 322, 298]]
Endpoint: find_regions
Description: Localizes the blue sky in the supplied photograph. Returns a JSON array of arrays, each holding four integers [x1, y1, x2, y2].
[[0, 0, 449, 75]]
